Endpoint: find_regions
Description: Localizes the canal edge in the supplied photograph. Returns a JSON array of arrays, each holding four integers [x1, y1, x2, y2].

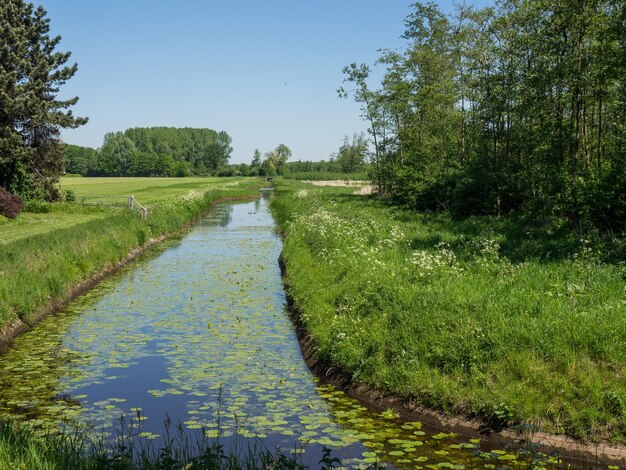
[[0, 194, 261, 354], [277, 255, 626, 466]]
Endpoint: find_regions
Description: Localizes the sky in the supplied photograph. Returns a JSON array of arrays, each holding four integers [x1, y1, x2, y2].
[[39, 1, 486, 164]]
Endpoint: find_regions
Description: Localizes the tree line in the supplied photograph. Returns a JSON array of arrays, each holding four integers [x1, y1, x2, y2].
[[341, 0, 626, 230], [65, 127, 232, 177]]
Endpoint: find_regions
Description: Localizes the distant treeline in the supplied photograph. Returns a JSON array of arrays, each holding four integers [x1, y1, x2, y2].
[[342, 0, 626, 229], [64, 127, 232, 177], [65, 131, 369, 179], [208, 160, 368, 178]]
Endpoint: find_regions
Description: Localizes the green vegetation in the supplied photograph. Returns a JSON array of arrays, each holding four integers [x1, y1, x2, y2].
[[0, 0, 86, 200], [340, 0, 626, 230], [0, 419, 309, 469], [272, 180, 626, 443], [64, 128, 233, 178], [0, 177, 262, 331], [59, 176, 236, 203]]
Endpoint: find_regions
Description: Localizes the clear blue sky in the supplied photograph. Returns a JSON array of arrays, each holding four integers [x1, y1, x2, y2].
[[40, 1, 487, 164]]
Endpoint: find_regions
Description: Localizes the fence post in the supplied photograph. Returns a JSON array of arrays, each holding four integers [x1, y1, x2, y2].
[[128, 195, 134, 209], [141, 207, 148, 220]]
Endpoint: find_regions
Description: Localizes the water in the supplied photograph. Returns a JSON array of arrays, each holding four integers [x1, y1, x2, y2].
[[0, 194, 570, 468]]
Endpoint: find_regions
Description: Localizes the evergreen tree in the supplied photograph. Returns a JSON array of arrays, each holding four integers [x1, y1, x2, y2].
[[0, 0, 86, 199]]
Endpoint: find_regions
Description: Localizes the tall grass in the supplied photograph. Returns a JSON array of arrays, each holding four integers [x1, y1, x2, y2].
[[0, 418, 309, 470], [271, 180, 626, 444]]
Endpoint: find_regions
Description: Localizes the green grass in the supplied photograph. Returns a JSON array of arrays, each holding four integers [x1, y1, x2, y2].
[[271, 179, 626, 444], [0, 418, 310, 469], [0, 177, 264, 330], [59, 176, 241, 203], [0, 212, 108, 244]]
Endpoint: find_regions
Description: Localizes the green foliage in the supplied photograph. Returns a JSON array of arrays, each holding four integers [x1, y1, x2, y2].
[[332, 134, 367, 173], [0, 0, 87, 199], [63, 128, 233, 177], [261, 144, 292, 176], [63, 144, 98, 176], [98, 132, 138, 176], [341, 0, 626, 228], [272, 181, 626, 443]]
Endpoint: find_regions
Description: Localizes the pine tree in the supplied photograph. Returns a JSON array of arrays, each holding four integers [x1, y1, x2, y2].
[[0, 0, 86, 199]]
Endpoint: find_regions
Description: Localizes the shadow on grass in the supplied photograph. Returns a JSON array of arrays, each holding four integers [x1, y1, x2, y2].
[[330, 192, 625, 264]]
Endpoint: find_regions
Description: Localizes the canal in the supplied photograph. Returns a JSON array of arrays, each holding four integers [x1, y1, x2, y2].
[[0, 193, 565, 468]]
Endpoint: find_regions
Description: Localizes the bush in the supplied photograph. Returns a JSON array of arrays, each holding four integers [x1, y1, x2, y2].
[[0, 187, 23, 218], [63, 189, 76, 203]]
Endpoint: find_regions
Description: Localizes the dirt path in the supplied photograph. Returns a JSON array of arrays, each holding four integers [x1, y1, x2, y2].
[[305, 180, 374, 195]]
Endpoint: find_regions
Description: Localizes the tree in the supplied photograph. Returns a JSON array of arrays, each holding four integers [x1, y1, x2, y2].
[[250, 149, 262, 176], [98, 132, 137, 176], [334, 134, 367, 173], [63, 144, 97, 175], [263, 144, 292, 175], [121, 127, 232, 175], [0, 0, 86, 199]]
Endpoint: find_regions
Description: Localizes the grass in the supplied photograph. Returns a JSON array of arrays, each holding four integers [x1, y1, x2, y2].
[[271, 179, 626, 444], [0, 418, 311, 470], [0, 177, 264, 331], [0, 211, 107, 244], [59, 176, 235, 203]]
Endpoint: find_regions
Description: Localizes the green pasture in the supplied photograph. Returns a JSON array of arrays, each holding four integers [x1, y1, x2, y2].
[[59, 176, 248, 203], [0, 212, 107, 244], [0, 177, 256, 244]]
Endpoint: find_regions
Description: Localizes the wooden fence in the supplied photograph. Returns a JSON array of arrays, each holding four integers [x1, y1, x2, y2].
[[80, 195, 148, 220]]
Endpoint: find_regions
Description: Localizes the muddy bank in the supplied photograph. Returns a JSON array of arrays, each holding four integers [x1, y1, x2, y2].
[[0, 194, 260, 354], [278, 255, 626, 465]]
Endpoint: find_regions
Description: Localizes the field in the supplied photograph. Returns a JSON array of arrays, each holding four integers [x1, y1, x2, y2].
[[271, 179, 626, 444], [0, 177, 252, 245], [0, 176, 262, 330], [60, 176, 238, 202]]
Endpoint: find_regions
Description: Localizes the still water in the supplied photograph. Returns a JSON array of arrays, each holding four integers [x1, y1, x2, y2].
[[0, 194, 565, 468]]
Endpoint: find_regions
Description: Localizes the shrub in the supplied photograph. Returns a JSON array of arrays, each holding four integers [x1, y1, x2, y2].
[[0, 187, 23, 218], [63, 189, 76, 203]]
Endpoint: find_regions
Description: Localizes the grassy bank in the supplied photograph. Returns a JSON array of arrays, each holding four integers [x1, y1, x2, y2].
[[271, 180, 626, 444], [0, 177, 262, 331]]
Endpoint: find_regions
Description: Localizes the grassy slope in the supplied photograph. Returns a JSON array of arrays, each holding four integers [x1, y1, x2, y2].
[[271, 179, 626, 443], [0, 177, 262, 329]]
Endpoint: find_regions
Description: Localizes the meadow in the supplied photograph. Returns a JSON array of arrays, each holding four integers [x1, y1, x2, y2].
[[0, 176, 262, 333], [59, 176, 236, 202], [271, 179, 626, 444]]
